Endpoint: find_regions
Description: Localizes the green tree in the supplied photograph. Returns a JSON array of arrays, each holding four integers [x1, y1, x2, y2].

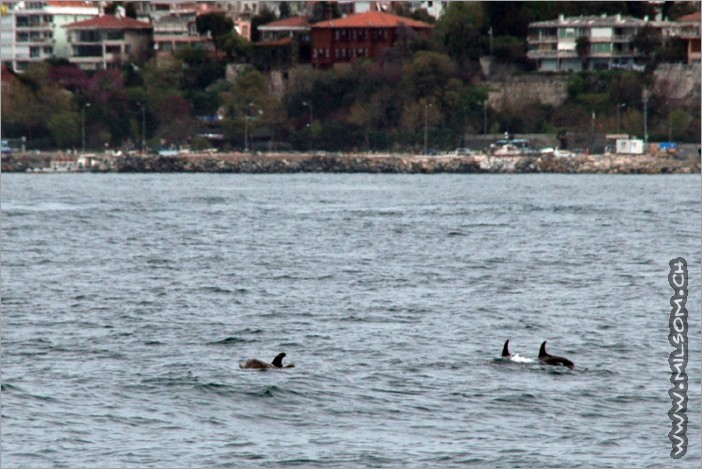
[[196, 12, 234, 52], [400, 51, 456, 101], [1, 75, 43, 137], [667, 109, 693, 141], [434, 1, 486, 66], [47, 111, 80, 148], [141, 56, 194, 143], [348, 93, 385, 149], [575, 36, 590, 70], [278, 1, 291, 19], [632, 25, 662, 66], [218, 31, 253, 61]]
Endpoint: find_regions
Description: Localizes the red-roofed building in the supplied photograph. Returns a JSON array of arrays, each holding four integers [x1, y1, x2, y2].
[[256, 16, 312, 66], [676, 11, 701, 63], [64, 14, 153, 70], [310, 11, 432, 68], [259, 16, 312, 41]]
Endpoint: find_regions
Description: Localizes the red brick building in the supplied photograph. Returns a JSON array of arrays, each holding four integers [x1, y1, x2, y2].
[[310, 11, 432, 68]]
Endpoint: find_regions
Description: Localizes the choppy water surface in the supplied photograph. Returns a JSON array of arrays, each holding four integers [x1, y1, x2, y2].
[[2, 173, 700, 468]]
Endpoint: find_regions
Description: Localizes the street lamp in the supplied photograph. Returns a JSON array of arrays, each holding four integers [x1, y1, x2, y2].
[[81, 102, 91, 153], [616, 102, 626, 134], [302, 100, 313, 151], [244, 102, 252, 152], [423, 103, 433, 155], [483, 100, 488, 136], [137, 102, 146, 152], [589, 109, 596, 154], [244, 102, 262, 152]]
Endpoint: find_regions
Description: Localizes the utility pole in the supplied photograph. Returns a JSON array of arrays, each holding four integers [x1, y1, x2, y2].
[[488, 26, 493, 56], [424, 103, 432, 155], [244, 102, 252, 152], [141, 105, 146, 151], [81, 103, 91, 153], [483, 100, 488, 136], [589, 110, 595, 154], [641, 88, 648, 143]]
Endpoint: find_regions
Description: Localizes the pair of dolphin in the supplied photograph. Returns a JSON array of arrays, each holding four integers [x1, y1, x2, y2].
[[502, 339, 574, 369], [240, 352, 295, 369], [243, 343, 574, 371]]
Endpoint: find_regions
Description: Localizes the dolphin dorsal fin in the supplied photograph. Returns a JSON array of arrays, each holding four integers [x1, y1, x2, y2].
[[539, 341, 548, 358], [271, 352, 285, 368], [502, 340, 511, 357]]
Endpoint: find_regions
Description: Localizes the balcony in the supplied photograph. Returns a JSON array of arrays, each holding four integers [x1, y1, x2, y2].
[[527, 50, 576, 59], [612, 34, 635, 42], [527, 34, 558, 43]]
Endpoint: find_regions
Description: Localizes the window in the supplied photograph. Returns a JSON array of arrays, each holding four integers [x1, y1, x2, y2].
[[591, 43, 612, 54], [104, 30, 124, 41], [559, 28, 576, 38], [78, 30, 100, 42]]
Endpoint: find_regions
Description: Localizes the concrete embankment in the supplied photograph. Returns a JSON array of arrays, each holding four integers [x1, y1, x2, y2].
[[2, 151, 699, 174]]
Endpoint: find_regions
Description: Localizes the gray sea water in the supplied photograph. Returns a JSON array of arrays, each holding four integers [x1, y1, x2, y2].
[[1, 173, 700, 468]]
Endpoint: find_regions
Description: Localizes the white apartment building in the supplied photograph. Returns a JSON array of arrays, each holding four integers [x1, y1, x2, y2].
[[527, 13, 646, 72], [1, 1, 99, 72]]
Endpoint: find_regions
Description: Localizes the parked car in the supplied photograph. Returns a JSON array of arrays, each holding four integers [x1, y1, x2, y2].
[[1, 140, 12, 156]]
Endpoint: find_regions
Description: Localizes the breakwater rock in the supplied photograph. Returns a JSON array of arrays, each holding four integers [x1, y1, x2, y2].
[[3, 152, 699, 174], [113, 153, 484, 173]]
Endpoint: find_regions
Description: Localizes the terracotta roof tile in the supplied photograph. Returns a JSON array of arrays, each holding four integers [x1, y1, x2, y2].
[[255, 37, 294, 47], [46, 1, 96, 7], [313, 11, 432, 29], [64, 15, 152, 30], [258, 16, 311, 30], [677, 11, 701, 22]]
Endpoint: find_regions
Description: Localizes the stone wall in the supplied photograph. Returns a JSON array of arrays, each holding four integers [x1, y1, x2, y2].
[[653, 63, 701, 100], [486, 74, 569, 112]]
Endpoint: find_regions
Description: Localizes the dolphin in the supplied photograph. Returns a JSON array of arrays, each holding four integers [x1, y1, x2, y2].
[[538, 341, 574, 369], [240, 352, 295, 369]]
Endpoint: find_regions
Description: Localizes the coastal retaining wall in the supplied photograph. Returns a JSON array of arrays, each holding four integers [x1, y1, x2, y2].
[[487, 75, 569, 112], [2, 152, 698, 174]]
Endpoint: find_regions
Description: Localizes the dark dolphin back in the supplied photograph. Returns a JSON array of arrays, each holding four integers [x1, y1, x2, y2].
[[538, 341, 574, 369]]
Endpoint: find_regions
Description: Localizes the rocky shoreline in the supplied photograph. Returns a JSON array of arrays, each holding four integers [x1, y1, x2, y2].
[[2, 151, 699, 174]]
